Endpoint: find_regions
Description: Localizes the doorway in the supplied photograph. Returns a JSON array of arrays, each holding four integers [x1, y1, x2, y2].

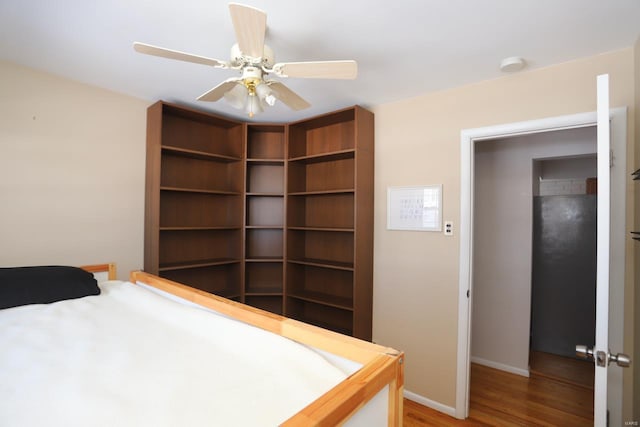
[[455, 108, 627, 421], [529, 155, 597, 389], [470, 127, 596, 379]]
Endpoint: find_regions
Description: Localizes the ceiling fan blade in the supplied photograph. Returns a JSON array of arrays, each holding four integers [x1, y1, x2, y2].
[[228, 3, 266, 58], [133, 42, 228, 68], [268, 82, 311, 111], [197, 79, 242, 102], [272, 60, 357, 79]]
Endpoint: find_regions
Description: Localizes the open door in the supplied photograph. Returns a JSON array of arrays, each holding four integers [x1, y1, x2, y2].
[[575, 74, 631, 426]]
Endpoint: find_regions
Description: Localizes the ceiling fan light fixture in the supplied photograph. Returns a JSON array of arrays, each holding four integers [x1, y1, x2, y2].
[[256, 82, 276, 106], [223, 83, 248, 109], [245, 93, 263, 118], [133, 3, 350, 117]]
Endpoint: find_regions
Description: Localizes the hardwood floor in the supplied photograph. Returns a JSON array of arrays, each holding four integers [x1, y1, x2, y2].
[[403, 363, 593, 426], [529, 350, 594, 390]]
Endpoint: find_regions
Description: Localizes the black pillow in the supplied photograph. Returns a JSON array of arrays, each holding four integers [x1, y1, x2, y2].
[[0, 265, 100, 309]]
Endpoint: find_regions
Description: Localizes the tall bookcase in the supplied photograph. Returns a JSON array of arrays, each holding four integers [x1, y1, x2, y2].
[[145, 102, 373, 340], [244, 124, 286, 315], [144, 102, 244, 300], [285, 107, 374, 339]]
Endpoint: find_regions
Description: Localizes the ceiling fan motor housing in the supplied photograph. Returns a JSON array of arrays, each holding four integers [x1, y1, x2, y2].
[[231, 43, 274, 68]]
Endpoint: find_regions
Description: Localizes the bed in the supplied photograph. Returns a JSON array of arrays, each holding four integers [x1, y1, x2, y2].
[[0, 263, 404, 426]]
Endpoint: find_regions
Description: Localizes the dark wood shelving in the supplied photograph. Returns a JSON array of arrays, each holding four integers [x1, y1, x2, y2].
[[245, 292, 284, 297], [160, 186, 240, 195], [287, 189, 354, 196], [287, 291, 353, 311], [246, 196, 284, 227], [160, 226, 242, 231], [158, 258, 241, 271], [286, 298, 353, 336], [160, 263, 240, 298], [246, 192, 284, 197], [287, 226, 353, 232], [145, 101, 244, 297], [160, 154, 242, 193], [288, 149, 355, 164], [288, 194, 354, 229], [287, 229, 354, 264], [245, 257, 283, 262], [285, 106, 373, 340], [162, 145, 242, 162], [245, 262, 283, 295], [246, 158, 285, 165], [243, 124, 286, 307], [160, 191, 241, 229], [146, 103, 373, 340], [287, 258, 354, 271], [245, 295, 283, 315]]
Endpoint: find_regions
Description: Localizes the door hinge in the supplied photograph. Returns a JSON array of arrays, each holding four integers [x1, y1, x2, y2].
[[610, 149, 614, 168]]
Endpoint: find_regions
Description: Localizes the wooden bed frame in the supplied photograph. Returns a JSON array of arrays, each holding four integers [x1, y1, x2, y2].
[[82, 264, 404, 426]]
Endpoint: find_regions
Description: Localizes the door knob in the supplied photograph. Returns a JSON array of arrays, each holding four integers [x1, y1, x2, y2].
[[575, 345, 631, 367], [576, 345, 594, 360], [608, 352, 631, 368]]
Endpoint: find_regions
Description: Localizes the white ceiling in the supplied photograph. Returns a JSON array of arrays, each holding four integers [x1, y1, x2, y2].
[[1, 0, 639, 122]]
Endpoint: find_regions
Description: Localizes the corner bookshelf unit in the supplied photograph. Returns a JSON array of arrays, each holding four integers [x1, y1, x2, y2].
[[243, 124, 286, 314], [144, 101, 244, 300], [145, 103, 373, 340], [285, 106, 374, 340]]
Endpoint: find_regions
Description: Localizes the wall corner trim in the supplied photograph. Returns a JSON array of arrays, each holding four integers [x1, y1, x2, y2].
[[470, 356, 530, 378], [404, 389, 458, 419]]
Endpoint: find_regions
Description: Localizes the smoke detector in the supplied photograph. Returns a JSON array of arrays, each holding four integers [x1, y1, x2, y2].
[[500, 56, 526, 72]]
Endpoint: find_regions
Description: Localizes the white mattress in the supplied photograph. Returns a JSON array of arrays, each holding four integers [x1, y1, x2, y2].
[[0, 280, 348, 426]]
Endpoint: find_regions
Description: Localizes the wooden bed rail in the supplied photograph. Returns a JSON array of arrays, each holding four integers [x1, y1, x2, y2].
[[129, 270, 404, 426], [81, 263, 117, 280], [283, 353, 404, 426]]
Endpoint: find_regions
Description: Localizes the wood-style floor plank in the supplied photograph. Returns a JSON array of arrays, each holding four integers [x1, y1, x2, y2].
[[529, 350, 594, 389], [402, 363, 593, 426]]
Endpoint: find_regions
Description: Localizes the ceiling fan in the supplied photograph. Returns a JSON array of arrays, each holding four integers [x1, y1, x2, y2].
[[133, 3, 357, 117]]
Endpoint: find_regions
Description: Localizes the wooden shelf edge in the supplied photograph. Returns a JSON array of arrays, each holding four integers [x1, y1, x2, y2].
[[288, 189, 355, 196], [287, 292, 354, 312], [160, 226, 242, 231], [159, 259, 241, 271], [162, 145, 242, 162], [245, 292, 284, 297], [287, 259, 354, 271], [160, 186, 241, 195], [288, 149, 355, 164], [287, 227, 354, 232], [246, 192, 285, 197], [246, 158, 285, 164]]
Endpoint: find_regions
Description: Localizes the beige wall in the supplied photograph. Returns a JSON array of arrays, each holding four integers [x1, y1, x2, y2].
[[372, 48, 635, 408], [472, 128, 596, 374], [0, 61, 148, 278]]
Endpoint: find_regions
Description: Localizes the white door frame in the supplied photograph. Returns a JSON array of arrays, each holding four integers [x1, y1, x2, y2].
[[455, 107, 627, 419]]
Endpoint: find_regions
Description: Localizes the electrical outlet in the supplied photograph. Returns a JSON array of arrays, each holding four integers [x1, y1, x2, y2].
[[444, 221, 453, 236]]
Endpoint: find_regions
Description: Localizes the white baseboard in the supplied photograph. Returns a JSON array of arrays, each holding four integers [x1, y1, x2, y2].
[[404, 390, 457, 418], [471, 356, 530, 377]]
